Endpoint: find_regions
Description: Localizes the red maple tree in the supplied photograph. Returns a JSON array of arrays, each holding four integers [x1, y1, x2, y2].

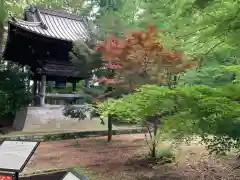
[[96, 25, 197, 90]]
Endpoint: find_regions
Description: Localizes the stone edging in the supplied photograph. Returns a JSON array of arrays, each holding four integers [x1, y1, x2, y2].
[[0, 128, 146, 142], [21, 168, 68, 177]]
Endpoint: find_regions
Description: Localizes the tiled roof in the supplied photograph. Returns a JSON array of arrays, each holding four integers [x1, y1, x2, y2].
[[9, 6, 91, 42]]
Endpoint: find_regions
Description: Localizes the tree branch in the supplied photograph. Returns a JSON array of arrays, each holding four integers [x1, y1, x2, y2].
[[197, 39, 225, 68], [176, 26, 211, 39]]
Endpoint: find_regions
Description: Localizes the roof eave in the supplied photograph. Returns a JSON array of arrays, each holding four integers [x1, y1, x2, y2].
[[8, 20, 75, 43]]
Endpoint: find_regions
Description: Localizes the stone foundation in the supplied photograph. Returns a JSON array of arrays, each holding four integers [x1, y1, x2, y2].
[[13, 105, 102, 132]]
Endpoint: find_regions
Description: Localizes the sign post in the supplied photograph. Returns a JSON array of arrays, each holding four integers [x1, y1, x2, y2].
[[0, 140, 40, 180]]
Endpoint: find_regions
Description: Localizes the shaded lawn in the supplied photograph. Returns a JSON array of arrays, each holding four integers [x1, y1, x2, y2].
[[24, 134, 240, 180]]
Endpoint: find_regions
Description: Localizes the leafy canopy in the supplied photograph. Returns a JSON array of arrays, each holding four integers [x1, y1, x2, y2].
[[98, 65, 240, 154]]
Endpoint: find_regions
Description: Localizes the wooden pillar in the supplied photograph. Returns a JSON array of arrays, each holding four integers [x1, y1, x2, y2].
[[32, 78, 37, 106], [27, 75, 31, 90], [72, 81, 77, 92], [39, 74, 46, 107], [84, 79, 89, 88], [37, 81, 41, 93]]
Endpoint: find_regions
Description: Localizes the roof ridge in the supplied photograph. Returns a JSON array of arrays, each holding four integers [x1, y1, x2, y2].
[[35, 8, 48, 29], [25, 5, 87, 22]]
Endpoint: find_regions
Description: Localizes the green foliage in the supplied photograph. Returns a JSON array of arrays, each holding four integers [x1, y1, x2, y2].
[[98, 85, 175, 123], [70, 40, 102, 76], [95, 0, 141, 37], [180, 67, 233, 86], [0, 69, 31, 116], [0, 0, 7, 24], [91, 0, 240, 65], [63, 104, 99, 120], [180, 64, 240, 87], [141, 0, 240, 54], [0, 0, 7, 58], [47, 82, 85, 94], [63, 105, 88, 120], [97, 67, 240, 154], [155, 146, 175, 164]]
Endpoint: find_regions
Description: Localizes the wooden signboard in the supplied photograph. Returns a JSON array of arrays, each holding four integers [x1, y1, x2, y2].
[[0, 140, 40, 173]]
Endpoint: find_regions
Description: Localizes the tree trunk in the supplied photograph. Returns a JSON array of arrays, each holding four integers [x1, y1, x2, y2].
[[108, 115, 113, 142], [151, 118, 158, 158]]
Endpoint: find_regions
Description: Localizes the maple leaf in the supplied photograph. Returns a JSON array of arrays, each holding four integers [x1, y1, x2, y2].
[[96, 25, 197, 89]]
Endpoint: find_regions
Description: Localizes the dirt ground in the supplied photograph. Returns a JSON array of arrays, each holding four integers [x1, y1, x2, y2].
[[23, 134, 240, 180]]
